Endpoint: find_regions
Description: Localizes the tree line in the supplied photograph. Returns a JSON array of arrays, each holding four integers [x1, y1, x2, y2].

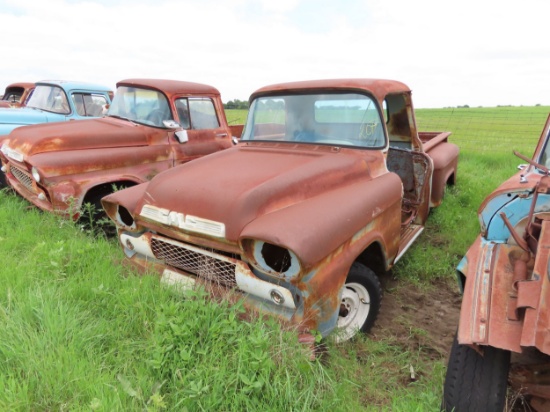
[[223, 99, 248, 109]]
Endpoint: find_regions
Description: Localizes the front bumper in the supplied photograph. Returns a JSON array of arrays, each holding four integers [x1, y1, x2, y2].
[[120, 231, 299, 321], [3, 161, 76, 216]]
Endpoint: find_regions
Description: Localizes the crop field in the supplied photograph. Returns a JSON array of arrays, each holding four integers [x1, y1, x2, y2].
[[1, 106, 549, 411]]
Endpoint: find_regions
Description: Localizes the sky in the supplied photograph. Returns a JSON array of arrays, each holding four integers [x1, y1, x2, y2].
[[1, 0, 549, 108]]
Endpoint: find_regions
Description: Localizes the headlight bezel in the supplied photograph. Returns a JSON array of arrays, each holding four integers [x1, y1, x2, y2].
[[241, 238, 301, 279]]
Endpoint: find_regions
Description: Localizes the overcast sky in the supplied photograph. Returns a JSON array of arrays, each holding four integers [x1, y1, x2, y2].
[[1, 0, 549, 108]]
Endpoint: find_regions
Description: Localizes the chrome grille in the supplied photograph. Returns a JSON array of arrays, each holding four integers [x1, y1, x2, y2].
[[10, 165, 34, 193], [151, 238, 237, 287]]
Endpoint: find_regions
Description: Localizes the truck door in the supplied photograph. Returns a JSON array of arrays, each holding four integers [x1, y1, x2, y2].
[[170, 97, 231, 166]]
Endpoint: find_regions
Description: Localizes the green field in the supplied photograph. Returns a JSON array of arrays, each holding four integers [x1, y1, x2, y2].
[[1, 106, 549, 410]]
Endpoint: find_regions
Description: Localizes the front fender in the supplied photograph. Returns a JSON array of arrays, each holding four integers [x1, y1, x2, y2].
[[239, 171, 403, 269], [457, 228, 550, 355], [102, 182, 149, 227]]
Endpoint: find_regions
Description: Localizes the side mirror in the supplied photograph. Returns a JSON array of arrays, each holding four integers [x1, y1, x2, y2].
[[175, 130, 188, 144]]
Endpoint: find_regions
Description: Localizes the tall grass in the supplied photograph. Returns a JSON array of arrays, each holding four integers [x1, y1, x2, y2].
[[1, 106, 549, 410], [0, 194, 361, 411]]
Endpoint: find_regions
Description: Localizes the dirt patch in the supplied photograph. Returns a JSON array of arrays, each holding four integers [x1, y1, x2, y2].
[[371, 276, 462, 361]]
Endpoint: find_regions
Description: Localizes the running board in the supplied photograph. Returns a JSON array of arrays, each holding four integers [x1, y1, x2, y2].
[[395, 224, 424, 263]]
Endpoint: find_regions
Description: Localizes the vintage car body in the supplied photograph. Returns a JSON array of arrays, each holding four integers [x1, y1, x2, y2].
[[0, 80, 113, 136], [0, 79, 234, 218], [102, 79, 459, 342], [0, 82, 35, 108], [443, 115, 550, 412]]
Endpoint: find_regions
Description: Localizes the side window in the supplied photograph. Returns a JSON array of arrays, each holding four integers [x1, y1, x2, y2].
[[188, 98, 220, 130], [175, 98, 190, 129], [72, 93, 108, 117], [72, 93, 86, 115]]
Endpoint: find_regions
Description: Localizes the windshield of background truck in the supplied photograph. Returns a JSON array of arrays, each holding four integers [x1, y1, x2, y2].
[[26, 85, 70, 114], [108, 86, 173, 127], [241, 93, 385, 148]]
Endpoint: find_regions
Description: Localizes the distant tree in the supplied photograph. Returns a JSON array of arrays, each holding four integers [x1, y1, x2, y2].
[[224, 99, 249, 109]]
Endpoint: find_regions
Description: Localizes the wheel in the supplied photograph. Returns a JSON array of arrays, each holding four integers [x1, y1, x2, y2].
[[0, 170, 7, 189], [442, 333, 510, 412], [335, 262, 382, 342]]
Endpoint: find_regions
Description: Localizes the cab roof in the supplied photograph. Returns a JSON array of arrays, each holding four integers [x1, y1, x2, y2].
[[250, 78, 411, 102], [116, 78, 220, 97]]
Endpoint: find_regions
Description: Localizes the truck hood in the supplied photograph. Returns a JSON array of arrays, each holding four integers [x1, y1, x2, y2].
[[4, 117, 152, 157], [0, 107, 55, 125], [136, 144, 382, 241], [0, 107, 65, 136]]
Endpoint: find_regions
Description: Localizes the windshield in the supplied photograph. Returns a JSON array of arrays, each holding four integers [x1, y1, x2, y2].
[[26, 85, 70, 114], [107, 86, 173, 127], [241, 93, 385, 148]]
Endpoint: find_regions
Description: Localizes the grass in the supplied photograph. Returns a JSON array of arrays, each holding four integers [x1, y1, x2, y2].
[[1, 105, 550, 410], [0, 193, 360, 411]]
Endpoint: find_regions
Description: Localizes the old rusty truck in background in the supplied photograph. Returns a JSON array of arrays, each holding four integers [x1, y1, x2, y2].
[[0, 82, 35, 108], [102, 79, 459, 342], [443, 115, 550, 412], [0, 80, 113, 136], [0, 79, 235, 219]]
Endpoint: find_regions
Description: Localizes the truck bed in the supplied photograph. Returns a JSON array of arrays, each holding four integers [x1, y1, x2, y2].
[[419, 131, 452, 152]]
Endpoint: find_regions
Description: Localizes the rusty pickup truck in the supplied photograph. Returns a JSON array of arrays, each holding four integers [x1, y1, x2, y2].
[[102, 79, 459, 342], [443, 115, 550, 412], [0, 82, 35, 108], [0, 79, 235, 219]]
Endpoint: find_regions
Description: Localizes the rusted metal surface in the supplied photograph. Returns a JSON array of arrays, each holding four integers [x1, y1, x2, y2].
[[103, 78, 459, 339], [0, 82, 35, 108], [455, 115, 550, 408], [0, 79, 235, 216]]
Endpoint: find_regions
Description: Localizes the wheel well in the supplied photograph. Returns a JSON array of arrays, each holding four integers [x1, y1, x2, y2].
[[355, 242, 386, 277], [82, 180, 137, 206], [447, 171, 456, 186]]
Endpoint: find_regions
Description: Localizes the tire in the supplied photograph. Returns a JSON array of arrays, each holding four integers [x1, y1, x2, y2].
[[0, 170, 7, 189], [442, 333, 510, 412], [335, 262, 382, 342]]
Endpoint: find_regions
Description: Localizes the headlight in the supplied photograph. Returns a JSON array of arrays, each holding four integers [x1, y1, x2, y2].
[[117, 205, 135, 227], [242, 239, 301, 278], [31, 166, 41, 182]]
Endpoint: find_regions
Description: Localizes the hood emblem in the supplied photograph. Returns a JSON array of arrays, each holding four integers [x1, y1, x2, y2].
[[140, 204, 225, 237]]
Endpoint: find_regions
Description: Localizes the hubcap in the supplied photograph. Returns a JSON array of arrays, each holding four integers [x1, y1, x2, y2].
[[336, 282, 371, 342]]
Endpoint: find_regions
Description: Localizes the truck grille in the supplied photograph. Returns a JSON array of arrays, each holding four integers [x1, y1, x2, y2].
[[10, 165, 35, 193], [150, 237, 238, 288]]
